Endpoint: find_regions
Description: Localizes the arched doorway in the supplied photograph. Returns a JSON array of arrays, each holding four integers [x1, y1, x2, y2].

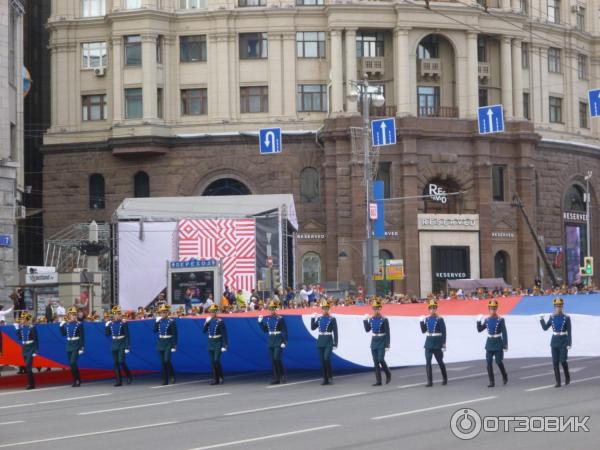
[[202, 178, 251, 196], [301, 252, 321, 285], [563, 184, 587, 286], [423, 176, 461, 213], [376, 249, 394, 296], [494, 251, 509, 283]]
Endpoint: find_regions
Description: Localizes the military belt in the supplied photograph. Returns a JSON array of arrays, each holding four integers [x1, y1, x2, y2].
[[67, 337, 80, 341], [208, 335, 222, 339], [425, 332, 442, 337], [372, 333, 386, 337], [159, 335, 172, 339], [112, 335, 125, 340], [319, 332, 333, 335], [488, 334, 502, 338], [553, 332, 568, 336], [269, 331, 281, 335], [22, 340, 34, 345]]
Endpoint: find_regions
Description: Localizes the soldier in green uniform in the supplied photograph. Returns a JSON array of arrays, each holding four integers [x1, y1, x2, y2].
[[258, 300, 288, 385], [105, 306, 133, 387], [363, 299, 391, 386], [419, 299, 447, 387], [540, 297, 572, 387], [476, 299, 508, 387], [154, 304, 177, 385], [203, 304, 228, 385], [60, 306, 85, 387], [311, 300, 338, 385], [14, 312, 38, 389]]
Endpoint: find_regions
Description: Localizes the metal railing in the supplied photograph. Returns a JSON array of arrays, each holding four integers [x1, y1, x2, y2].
[[418, 106, 459, 118]]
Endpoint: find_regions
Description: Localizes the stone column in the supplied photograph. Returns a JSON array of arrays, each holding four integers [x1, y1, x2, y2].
[[466, 32, 479, 118], [394, 27, 410, 116], [282, 32, 297, 117], [345, 29, 358, 114], [501, 36, 513, 117], [111, 37, 123, 122], [142, 34, 158, 119], [512, 38, 524, 118], [330, 29, 344, 114], [510, 0, 521, 11], [268, 33, 284, 117], [566, 50, 579, 132], [530, 46, 543, 122], [539, 46, 549, 123], [501, 0, 511, 10]]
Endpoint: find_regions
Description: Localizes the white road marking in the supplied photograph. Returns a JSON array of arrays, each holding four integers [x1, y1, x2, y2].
[[525, 375, 600, 392], [266, 373, 357, 389], [372, 396, 497, 420], [187, 425, 341, 450], [38, 393, 111, 404], [0, 386, 67, 397], [520, 356, 599, 370], [520, 361, 553, 369], [224, 392, 366, 416], [0, 420, 25, 426], [397, 371, 487, 389], [446, 366, 473, 372], [79, 393, 230, 415], [150, 379, 212, 389], [0, 422, 178, 448], [0, 403, 35, 410], [520, 367, 584, 380]]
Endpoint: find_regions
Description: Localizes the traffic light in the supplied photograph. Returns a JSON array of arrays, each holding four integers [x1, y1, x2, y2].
[[584, 256, 594, 276]]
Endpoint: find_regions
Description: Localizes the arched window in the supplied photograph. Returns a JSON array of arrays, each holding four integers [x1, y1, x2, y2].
[[202, 178, 251, 196], [301, 252, 321, 285], [134, 171, 150, 198], [89, 173, 105, 209], [564, 185, 585, 212], [300, 167, 320, 203], [494, 251, 509, 283], [423, 177, 461, 213]]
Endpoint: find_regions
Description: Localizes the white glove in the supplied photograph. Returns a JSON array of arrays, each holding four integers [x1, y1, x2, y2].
[[538, 314, 545, 321], [105, 321, 112, 327], [281, 343, 286, 349], [205, 315, 213, 323], [333, 346, 337, 350], [32, 353, 37, 357], [60, 321, 66, 327], [171, 348, 176, 352], [504, 347, 508, 352], [258, 315, 263, 323], [477, 314, 484, 323], [567, 346, 571, 350], [125, 349, 130, 354], [442, 345, 446, 352], [13, 323, 19, 329], [78, 350, 84, 355], [311, 312, 318, 319], [385, 348, 389, 353], [419, 315, 425, 322], [155, 317, 161, 323], [221, 347, 227, 352], [363, 314, 370, 321]]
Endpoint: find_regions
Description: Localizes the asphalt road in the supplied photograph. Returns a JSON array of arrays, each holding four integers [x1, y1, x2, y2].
[[0, 357, 598, 449]]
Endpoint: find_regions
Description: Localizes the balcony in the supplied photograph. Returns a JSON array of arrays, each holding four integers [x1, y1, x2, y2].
[[418, 106, 459, 118], [478, 62, 490, 80], [420, 58, 441, 78], [359, 57, 385, 76], [369, 105, 397, 117]]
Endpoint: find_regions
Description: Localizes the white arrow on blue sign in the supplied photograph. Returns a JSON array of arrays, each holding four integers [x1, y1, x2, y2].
[[371, 117, 397, 147], [259, 127, 282, 154], [588, 89, 600, 118], [477, 104, 504, 134]]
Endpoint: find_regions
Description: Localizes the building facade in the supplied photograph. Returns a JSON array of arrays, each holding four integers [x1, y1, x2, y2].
[[44, 0, 600, 297], [0, 0, 24, 307]]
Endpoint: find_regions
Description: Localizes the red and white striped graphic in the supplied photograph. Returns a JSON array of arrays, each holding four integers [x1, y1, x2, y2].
[[178, 219, 256, 291]]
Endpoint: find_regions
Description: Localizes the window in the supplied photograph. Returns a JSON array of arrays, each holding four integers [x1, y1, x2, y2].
[[300, 167, 320, 203], [479, 88, 488, 107], [564, 185, 585, 211], [417, 86, 440, 117], [297, 85, 327, 112], [82, 0, 105, 17], [124, 35, 142, 66], [8, 5, 17, 86], [239, 0, 265, 5], [239, 33, 268, 59], [579, 101, 589, 128], [296, 32, 326, 58], [523, 92, 530, 120], [180, 35, 207, 62], [356, 32, 384, 58], [89, 174, 105, 209], [296, 0, 323, 4], [577, 54, 588, 80], [157, 88, 163, 119], [134, 172, 150, 198], [156, 35, 163, 64], [521, 43, 529, 69], [547, 47, 561, 73], [549, 96, 563, 123], [82, 42, 107, 69], [576, 6, 585, 31], [82, 94, 107, 121], [547, 0, 560, 23], [125, 88, 143, 119], [240, 86, 268, 113], [492, 166, 506, 202], [301, 252, 321, 285], [125, 0, 141, 8], [520, 0, 528, 13], [179, 0, 207, 8], [477, 36, 487, 62], [376, 162, 391, 199], [417, 35, 439, 59], [181, 88, 208, 115]]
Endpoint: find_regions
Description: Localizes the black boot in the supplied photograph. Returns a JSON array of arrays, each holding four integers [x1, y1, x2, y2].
[[553, 365, 561, 388], [320, 364, 329, 385], [270, 362, 280, 385], [217, 363, 225, 384], [167, 362, 176, 385], [372, 365, 382, 386], [381, 361, 391, 384], [26, 370, 35, 390], [123, 365, 133, 385], [209, 363, 219, 385], [114, 368, 122, 387], [562, 362, 570, 385], [161, 362, 169, 385], [71, 366, 80, 387], [278, 361, 287, 384], [487, 364, 495, 388], [327, 361, 334, 384], [440, 362, 448, 386], [498, 363, 508, 385], [425, 364, 433, 387]]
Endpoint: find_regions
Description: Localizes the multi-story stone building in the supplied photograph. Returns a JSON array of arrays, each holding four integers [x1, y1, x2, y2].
[[0, 0, 24, 307], [44, 0, 600, 298]]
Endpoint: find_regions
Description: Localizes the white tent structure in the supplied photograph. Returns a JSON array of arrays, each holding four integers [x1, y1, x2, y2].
[[113, 195, 297, 310]]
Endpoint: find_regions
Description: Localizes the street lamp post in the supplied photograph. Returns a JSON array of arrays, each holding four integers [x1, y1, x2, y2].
[[585, 171, 593, 285]]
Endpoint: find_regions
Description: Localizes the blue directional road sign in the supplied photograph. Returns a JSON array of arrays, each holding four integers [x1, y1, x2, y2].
[[0, 235, 11, 247], [259, 127, 282, 154], [588, 89, 600, 118], [477, 104, 504, 134], [371, 117, 396, 147]]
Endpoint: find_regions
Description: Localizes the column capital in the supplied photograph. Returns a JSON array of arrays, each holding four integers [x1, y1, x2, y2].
[[330, 29, 344, 37], [466, 31, 479, 39], [141, 33, 158, 43], [394, 26, 410, 36], [501, 35, 512, 45], [345, 28, 357, 35]]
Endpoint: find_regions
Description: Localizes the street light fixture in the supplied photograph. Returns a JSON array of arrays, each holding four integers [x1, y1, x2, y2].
[[585, 171, 593, 285]]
